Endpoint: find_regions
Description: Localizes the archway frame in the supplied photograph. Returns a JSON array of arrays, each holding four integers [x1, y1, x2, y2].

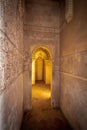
[[31, 45, 52, 106], [23, 43, 60, 110], [32, 46, 52, 84]]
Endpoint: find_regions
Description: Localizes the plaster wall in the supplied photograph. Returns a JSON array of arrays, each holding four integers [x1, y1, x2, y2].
[[60, 0, 87, 130], [23, 0, 60, 110], [35, 57, 44, 81], [44, 60, 52, 84], [0, 0, 24, 130]]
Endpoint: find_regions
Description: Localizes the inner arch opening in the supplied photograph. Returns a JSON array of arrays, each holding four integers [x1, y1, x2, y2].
[[32, 46, 52, 104], [32, 46, 52, 85]]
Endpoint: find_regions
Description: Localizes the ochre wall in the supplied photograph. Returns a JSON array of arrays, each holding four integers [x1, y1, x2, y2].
[[35, 57, 44, 81], [0, 0, 24, 130], [44, 60, 52, 84], [60, 0, 87, 130]]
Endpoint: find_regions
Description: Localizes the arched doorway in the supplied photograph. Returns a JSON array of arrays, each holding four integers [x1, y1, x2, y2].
[[32, 46, 52, 106]]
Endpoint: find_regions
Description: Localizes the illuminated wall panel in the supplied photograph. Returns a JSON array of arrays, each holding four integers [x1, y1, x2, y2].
[[35, 57, 44, 81], [32, 60, 35, 84], [44, 60, 52, 84]]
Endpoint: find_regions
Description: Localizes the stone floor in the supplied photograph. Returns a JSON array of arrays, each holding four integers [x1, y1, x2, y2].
[[21, 81, 73, 130]]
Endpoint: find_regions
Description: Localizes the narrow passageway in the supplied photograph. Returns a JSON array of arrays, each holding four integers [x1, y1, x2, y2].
[[21, 81, 72, 130]]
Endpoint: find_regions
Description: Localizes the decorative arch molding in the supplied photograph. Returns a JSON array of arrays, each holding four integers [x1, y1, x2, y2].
[[32, 46, 52, 60], [30, 44, 54, 58], [65, 0, 73, 23], [30, 44, 55, 65]]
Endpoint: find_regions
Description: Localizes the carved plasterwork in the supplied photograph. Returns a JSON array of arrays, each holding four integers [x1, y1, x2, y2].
[[0, 29, 23, 93], [32, 47, 51, 60], [65, 0, 73, 23]]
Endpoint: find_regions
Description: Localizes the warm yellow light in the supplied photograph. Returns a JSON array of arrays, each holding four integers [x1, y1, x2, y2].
[[32, 60, 35, 84], [32, 85, 51, 99], [32, 46, 52, 85], [42, 91, 51, 99], [44, 60, 52, 84]]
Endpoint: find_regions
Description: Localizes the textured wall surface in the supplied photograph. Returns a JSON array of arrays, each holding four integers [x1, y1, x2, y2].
[[23, 0, 60, 110], [60, 0, 87, 130], [0, 0, 24, 130]]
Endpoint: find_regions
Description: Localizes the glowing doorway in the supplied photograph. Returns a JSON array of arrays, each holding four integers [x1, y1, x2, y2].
[[32, 46, 52, 85], [32, 46, 52, 105]]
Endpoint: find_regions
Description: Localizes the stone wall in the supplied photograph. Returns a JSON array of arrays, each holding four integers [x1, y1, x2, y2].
[[23, 0, 60, 110], [0, 0, 24, 130], [60, 0, 87, 130]]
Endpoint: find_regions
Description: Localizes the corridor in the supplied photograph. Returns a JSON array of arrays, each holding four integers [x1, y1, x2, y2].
[[0, 0, 87, 130], [21, 82, 72, 130]]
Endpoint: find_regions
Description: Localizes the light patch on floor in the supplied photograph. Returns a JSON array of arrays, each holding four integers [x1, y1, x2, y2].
[[32, 81, 51, 100]]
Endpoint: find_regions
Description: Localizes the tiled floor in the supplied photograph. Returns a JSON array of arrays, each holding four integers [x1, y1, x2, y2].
[[21, 81, 72, 130]]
